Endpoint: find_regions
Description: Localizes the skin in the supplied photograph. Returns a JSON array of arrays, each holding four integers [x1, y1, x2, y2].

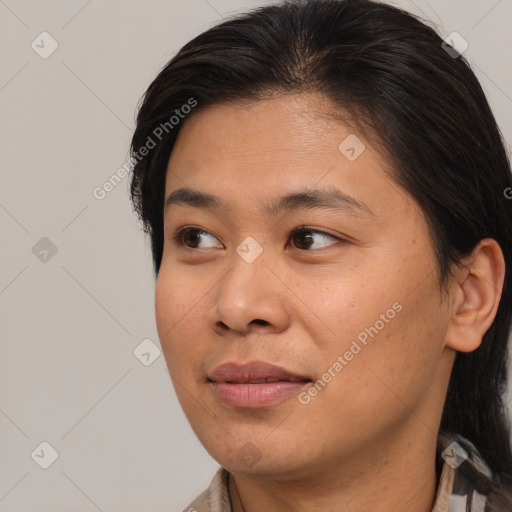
[[155, 94, 505, 512]]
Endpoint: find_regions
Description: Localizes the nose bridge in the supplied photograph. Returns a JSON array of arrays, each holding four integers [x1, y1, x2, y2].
[[210, 251, 289, 334], [217, 253, 268, 314]]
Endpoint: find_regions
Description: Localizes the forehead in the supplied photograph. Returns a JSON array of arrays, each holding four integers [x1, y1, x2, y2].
[[164, 94, 418, 221], [168, 94, 361, 172]]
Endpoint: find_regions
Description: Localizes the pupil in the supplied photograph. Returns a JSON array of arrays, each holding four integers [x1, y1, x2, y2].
[[184, 230, 201, 248], [295, 232, 313, 249]]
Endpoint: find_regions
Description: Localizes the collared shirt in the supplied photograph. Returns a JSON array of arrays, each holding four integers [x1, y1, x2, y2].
[[183, 432, 505, 512]]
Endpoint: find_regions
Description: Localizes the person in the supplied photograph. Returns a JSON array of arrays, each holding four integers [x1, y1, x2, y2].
[[129, 0, 512, 510]]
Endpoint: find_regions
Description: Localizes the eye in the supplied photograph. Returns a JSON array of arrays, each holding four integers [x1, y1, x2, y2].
[[174, 227, 223, 249], [289, 227, 340, 250]]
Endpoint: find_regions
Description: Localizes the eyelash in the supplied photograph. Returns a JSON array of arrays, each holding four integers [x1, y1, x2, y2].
[[171, 225, 342, 251]]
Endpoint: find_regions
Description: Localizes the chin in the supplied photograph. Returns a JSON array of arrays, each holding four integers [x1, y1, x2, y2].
[[200, 433, 311, 478]]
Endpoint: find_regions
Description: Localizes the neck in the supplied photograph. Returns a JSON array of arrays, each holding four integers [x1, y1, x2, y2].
[[229, 427, 439, 512]]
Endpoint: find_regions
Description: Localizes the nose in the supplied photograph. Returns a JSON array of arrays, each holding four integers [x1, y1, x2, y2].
[[209, 256, 290, 336]]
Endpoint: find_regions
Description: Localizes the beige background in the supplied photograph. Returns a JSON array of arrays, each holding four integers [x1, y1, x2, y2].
[[0, 0, 511, 511]]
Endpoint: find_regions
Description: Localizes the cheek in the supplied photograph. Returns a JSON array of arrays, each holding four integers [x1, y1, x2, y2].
[[155, 272, 180, 344], [310, 248, 448, 402], [154, 266, 210, 375], [323, 278, 448, 418]]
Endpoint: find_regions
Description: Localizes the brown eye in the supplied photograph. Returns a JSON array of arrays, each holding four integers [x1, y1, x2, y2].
[[176, 228, 222, 249], [291, 231, 315, 250], [183, 229, 202, 248], [289, 228, 339, 250]]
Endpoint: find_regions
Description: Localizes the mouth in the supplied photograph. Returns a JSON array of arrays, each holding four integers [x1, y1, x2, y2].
[[208, 361, 312, 408]]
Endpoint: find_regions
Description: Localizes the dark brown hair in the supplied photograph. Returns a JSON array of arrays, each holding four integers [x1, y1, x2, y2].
[[130, 0, 512, 492]]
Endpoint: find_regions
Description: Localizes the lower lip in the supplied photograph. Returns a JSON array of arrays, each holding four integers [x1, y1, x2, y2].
[[210, 381, 309, 408]]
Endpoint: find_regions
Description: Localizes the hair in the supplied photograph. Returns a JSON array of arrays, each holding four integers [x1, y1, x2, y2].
[[130, 0, 512, 496]]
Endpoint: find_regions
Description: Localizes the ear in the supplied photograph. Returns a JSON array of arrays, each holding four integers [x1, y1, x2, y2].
[[445, 238, 505, 353]]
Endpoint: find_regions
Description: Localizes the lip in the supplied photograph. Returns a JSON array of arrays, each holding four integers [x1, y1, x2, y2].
[[208, 361, 312, 408]]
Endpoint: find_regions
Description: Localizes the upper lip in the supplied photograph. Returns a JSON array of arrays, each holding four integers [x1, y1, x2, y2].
[[208, 361, 312, 384]]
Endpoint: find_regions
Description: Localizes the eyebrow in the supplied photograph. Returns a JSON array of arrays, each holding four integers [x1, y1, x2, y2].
[[164, 187, 374, 217], [165, 188, 221, 210]]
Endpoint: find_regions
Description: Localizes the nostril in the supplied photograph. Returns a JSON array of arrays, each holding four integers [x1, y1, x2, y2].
[[250, 319, 269, 326], [213, 318, 271, 335]]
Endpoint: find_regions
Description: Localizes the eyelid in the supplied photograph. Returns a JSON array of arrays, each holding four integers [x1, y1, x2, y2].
[[290, 225, 343, 241], [291, 225, 337, 236], [294, 225, 357, 243]]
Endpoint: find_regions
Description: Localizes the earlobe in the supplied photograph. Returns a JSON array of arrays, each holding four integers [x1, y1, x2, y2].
[[445, 239, 505, 353]]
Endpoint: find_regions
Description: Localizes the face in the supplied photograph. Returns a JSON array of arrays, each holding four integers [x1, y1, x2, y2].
[[155, 94, 454, 479]]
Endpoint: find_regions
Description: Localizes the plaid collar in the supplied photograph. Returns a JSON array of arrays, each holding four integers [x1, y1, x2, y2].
[[434, 431, 493, 511], [186, 432, 496, 512]]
